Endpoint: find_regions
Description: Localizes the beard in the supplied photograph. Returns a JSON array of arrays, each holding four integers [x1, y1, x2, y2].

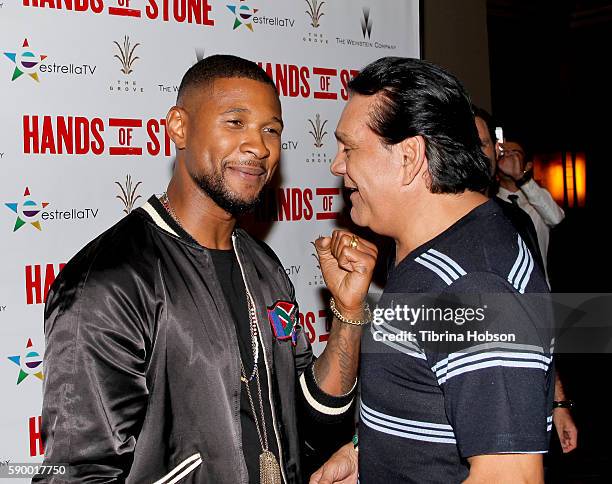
[[190, 167, 263, 216]]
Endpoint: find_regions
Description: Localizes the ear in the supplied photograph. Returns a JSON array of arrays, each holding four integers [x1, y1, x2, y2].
[[166, 106, 188, 150], [525, 160, 534, 172], [398, 135, 427, 186]]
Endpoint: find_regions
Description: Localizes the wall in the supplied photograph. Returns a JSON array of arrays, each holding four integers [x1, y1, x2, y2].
[[422, 0, 492, 111], [0, 0, 419, 477]]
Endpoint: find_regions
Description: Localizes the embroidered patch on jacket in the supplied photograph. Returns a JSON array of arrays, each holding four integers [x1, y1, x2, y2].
[[268, 300, 299, 345]]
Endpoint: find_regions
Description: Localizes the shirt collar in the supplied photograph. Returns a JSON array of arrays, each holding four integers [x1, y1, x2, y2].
[[497, 186, 524, 202]]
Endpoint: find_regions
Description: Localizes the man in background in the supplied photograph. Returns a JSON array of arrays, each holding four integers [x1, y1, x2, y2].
[[473, 105, 543, 273], [474, 107, 577, 456], [496, 136, 565, 282]]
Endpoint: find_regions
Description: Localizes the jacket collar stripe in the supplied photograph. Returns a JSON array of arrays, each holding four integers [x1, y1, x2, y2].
[[142, 201, 180, 237]]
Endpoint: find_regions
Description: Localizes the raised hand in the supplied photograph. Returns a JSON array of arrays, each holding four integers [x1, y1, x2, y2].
[[314, 230, 378, 316]]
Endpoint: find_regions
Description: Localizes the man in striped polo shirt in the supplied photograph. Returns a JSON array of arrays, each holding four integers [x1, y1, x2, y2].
[[310, 57, 553, 484]]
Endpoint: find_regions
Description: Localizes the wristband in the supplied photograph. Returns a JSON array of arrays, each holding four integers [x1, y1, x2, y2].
[[330, 297, 371, 326]]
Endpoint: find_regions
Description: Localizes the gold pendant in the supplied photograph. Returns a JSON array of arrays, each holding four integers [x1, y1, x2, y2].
[[259, 450, 282, 484]]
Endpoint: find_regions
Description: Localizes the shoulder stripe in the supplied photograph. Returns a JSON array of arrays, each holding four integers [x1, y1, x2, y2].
[[508, 234, 526, 286], [420, 252, 460, 280], [415, 257, 453, 285], [518, 242, 534, 294], [508, 236, 534, 293], [428, 249, 467, 276], [416, 249, 468, 286]]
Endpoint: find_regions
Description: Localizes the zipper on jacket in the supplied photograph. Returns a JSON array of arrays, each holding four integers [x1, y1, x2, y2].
[[233, 233, 288, 484]]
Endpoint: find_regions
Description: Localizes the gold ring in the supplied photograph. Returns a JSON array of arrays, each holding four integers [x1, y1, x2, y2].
[[349, 235, 358, 249]]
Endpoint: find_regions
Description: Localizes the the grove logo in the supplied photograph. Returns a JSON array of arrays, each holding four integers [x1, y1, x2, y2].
[[114, 35, 140, 75], [308, 114, 328, 148], [309, 241, 325, 287], [115, 175, 143, 214], [303, 0, 328, 44], [306, 114, 332, 165], [111, 35, 143, 93], [305, 0, 324, 28]]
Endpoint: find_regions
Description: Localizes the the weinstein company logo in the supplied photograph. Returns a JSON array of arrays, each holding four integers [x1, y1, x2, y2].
[[159, 47, 205, 93], [110, 35, 143, 93], [306, 114, 332, 164], [115, 175, 142, 214], [303, 0, 328, 44], [195, 47, 206, 63], [336, 6, 395, 50], [361, 7, 373, 39]]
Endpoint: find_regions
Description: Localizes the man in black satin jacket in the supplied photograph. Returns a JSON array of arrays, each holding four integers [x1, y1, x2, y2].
[[34, 55, 377, 483]]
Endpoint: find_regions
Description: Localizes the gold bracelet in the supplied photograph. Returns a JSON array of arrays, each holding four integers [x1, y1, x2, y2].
[[329, 297, 371, 326]]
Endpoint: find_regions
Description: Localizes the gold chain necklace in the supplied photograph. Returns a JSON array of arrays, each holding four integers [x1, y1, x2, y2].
[[160, 192, 281, 482], [240, 286, 282, 484]]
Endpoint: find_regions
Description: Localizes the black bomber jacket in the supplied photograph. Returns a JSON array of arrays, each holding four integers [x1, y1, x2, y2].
[[34, 195, 355, 483]]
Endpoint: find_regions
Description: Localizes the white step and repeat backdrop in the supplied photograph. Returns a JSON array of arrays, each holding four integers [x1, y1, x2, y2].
[[0, 0, 419, 470]]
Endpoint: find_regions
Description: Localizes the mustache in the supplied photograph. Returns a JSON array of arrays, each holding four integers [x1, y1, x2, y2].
[[223, 159, 266, 169]]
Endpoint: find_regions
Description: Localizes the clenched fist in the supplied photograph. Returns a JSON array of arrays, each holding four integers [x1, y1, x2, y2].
[[314, 230, 377, 317]]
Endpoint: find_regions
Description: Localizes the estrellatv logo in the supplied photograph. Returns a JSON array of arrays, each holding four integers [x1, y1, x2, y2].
[[227, 0, 258, 31], [7, 338, 44, 385], [3, 38, 47, 82], [4, 187, 49, 231]]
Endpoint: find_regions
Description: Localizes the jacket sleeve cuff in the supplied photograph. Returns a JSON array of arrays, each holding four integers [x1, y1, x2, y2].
[[298, 362, 356, 420]]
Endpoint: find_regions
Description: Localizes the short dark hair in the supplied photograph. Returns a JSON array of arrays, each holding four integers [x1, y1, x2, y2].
[[177, 54, 276, 105], [503, 132, 533, 164], [348, 57, 491, 194]]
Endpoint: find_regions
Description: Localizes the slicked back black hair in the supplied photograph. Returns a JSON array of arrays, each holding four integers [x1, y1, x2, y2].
[[177, 54, 276, 105], [348, 57, 491, 194]]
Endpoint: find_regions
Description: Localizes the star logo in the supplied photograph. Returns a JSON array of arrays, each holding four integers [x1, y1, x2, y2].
[[4, 38, 47, 82], [227, 1, 258, 31], [4, 187, 49, 232], [8, 338, 44, 385]]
